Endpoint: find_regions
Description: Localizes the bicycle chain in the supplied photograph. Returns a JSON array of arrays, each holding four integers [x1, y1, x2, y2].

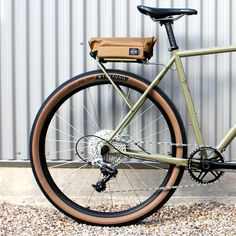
[[80, 134, 221, 194], [131, 140, 199, 148], [104, 140, 221, 194], [105, 179, 220, 194]]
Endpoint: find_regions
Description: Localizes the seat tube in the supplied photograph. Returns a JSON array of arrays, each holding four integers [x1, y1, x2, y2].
[[174, 53, 205, 146]]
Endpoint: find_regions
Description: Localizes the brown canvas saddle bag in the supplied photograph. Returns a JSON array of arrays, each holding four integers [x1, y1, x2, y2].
[[89, 37, 157, 62]]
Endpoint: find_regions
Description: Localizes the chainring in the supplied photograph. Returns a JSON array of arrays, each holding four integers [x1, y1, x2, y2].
[[188, 147, 224, 184]]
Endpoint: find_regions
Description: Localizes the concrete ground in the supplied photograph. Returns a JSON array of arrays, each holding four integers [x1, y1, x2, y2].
[[0, 167, 236, 207]]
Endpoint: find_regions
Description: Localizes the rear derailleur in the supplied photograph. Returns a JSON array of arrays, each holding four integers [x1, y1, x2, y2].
[[92, 161, 118, 192]]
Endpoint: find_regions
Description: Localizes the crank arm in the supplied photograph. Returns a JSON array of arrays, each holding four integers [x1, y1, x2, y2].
[[208, 161, 236, 171]]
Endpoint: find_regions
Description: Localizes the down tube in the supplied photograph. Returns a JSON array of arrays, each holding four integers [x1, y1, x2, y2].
[[174, 54, 205, 146]]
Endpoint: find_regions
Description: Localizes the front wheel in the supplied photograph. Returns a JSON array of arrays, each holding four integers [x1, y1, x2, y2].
[[30, 69, 187, 226]]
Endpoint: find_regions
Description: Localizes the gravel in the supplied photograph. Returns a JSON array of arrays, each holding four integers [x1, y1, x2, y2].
[[0, 201, 236, 236]]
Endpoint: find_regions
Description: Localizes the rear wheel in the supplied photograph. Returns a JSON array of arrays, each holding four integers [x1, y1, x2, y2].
[[30, 69, 187, 226]]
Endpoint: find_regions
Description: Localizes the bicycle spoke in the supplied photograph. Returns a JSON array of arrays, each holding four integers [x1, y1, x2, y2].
[[45, 148, 75, 155], [49, 162, 72, 169], [46, 139, 77, 143], [122, 169, 141, 204], [107, 182, 114, 211], [62, 170, 81, 193], [114, 176, 126, 202], [131, 115, 164, 138], [85, 172, 101, 208], [125, 104, 154, 129], [55, 163, 88, 181], [75, 167, 95, 197], [118, 88, 132, 125], [126, 163, 150, 192], [88, 88, 100, 129], [49, 161, 85, 169], [137, 161, 168, 171], [49, 127, 78, 140], [136, 127, 169, 142], [75, 93, 100, 130], [55, 113, 82, 136]]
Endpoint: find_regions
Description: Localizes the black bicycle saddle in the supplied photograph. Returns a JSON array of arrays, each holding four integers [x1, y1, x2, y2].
[[137, 5, 197, 20]]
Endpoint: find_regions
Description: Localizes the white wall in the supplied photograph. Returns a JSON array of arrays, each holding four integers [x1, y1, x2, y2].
[[0, 0, 236, 161]]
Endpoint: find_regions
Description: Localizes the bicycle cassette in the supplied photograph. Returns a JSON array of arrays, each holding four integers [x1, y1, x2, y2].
[[76, 130, 130, 166], [188, 147, 224, 184]]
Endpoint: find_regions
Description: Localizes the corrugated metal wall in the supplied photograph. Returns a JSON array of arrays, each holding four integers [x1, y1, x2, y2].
[[0, 0, 236, 162]]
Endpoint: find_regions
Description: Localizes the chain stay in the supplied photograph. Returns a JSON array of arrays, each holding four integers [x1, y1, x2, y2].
[[104, 140, 221, 193]]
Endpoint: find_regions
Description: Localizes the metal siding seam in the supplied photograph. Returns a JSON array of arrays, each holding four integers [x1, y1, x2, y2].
[[229, 0, 232, 161], [26, 0, 30, 160], [11, 0, 17, 160], [29, 0, 43, 129], [41, 0, 45, 101], [217, 0, 231, 160], [0, 0, 2, 159], [55, 0, 59, 90], [0, 0, 15, 160], [82, 0, 87, 72], [69, 0, 73, 78], [230, 0, 236, 161], [14, 0, 29, 160]]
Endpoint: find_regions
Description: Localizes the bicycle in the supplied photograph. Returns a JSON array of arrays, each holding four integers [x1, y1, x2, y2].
[[30, 5, 236, 226]]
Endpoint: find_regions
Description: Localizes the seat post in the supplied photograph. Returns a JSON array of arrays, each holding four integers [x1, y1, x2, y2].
[[162, 21, 179, 51]]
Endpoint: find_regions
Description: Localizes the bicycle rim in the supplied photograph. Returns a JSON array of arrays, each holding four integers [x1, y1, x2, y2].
[[30, 69, 187, 225]]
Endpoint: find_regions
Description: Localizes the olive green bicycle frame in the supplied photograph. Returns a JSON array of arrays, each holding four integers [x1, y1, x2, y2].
[[98, 45, 236, 167]]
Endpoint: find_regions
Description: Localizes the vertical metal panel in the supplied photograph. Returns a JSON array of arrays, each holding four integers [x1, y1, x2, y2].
[[231, 0, 236, 158], [14, 0, 29, 160], [0, 0, 235, 162], [0, 0, 15, 159]]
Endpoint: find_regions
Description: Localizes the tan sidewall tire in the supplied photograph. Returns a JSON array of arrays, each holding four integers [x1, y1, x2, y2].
[[31, 70, 186, 225]]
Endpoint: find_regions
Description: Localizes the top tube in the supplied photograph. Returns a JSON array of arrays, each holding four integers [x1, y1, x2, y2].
[[175, 45, 236, 58]]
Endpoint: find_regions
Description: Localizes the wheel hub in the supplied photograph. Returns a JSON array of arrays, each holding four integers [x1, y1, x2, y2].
[[76, 129, 130, 166]]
